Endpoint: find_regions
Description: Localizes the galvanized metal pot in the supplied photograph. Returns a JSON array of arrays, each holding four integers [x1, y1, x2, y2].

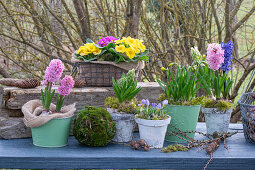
[[31, 115, 73, 147], [135, 116, 171, 148], [108, 108, 135, 143], [202, 108, 233, 135]]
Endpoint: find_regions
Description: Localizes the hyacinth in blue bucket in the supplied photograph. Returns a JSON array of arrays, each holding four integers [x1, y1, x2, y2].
[[220, 41, 233, 72]]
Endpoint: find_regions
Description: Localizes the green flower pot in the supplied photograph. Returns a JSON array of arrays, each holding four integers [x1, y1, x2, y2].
[[31, 115, 73, 147], [165, 105, 200, 143]]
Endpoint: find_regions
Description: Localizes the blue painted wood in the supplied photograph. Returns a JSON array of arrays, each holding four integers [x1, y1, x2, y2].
[[0, 123, 254, 169]]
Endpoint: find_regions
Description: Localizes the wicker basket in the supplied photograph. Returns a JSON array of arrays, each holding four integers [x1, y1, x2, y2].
[[71, 60, 144, 87], [238, 71, 255, 143], [239, 92, 255, 143]]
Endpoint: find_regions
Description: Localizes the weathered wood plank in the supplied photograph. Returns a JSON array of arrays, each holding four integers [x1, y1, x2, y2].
[[2, 82, 162, 111], [0, 123, 253, 169]]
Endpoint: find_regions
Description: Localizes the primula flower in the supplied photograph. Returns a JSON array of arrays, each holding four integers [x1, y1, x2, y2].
[[206, 43, 225, 71], [98, 36, 118, 47], [220, 41, 233, 72], [76, 43, 101, 56], [42, 59, 65, 85], [57, 75, 75, 96]]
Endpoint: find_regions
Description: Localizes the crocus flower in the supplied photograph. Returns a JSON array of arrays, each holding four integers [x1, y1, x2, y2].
[[206, 43, 225, 71], [98, 36, 118, 47], [162, 100, 168, 107], [42, 59, 65, 85], [220, 41, 233, 72], [157, 103, 162, 110], [140, 99, 146, 107], [57, 75, 75, 96], [145, 99, 150, 106], [151, 103, 156, 108]]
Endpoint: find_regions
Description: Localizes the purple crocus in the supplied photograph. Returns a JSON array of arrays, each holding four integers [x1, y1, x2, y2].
[[162, 100, 168, 107], [151, 103, 156, 108], [98, 36, 118, 47], [140, 99, 147, 107], [157, 103, 162, 110], [220, 41, 233, 72], [145, 99, 150, 106]]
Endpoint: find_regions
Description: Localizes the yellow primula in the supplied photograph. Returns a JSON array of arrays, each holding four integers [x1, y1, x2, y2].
[[125, 47, 136, 59], [76, 43, 101, 56], [115, 45, 126, 53], [114, 37, 146, 55]]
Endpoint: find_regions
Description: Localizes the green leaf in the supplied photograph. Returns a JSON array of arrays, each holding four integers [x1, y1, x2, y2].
[[86, 38, 94, 43]]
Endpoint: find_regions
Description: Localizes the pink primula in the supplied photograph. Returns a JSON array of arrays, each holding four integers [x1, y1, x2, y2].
[[98, 36, 118, 47], [206, 43, 225, 71], [57, 75, 75, 96], [42, 59, 65, 85]]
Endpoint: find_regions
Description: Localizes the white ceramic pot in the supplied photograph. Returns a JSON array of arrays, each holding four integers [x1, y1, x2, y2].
[[135, 116, 171, 148], [107, 108, 135, 143], [202, 108, 233, 135]]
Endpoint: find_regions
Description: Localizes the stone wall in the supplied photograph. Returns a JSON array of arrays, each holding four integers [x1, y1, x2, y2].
[[0, 82, 162, 139]]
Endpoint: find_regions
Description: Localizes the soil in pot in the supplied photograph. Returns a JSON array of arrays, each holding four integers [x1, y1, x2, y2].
[[108, 108, 135, 143], [164, 105, 200, 143], [202, 108, 233, 135], [135, 116, 171, 148]]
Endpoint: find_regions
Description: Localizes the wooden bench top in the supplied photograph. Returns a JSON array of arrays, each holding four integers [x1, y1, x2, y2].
[[0, 123, 254, 169]]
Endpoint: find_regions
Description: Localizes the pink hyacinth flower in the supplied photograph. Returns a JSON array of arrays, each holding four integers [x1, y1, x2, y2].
[[57, 75, 75, 96], [42, 59, 65, 85], [206, 43, 225, 71]]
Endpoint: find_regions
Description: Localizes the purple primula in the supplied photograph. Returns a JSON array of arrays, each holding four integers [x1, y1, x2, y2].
[[220, 41, 233, 72], [151, 103, 156, 108], [162, 100, 168, 107], [98, 36, 118, 47]]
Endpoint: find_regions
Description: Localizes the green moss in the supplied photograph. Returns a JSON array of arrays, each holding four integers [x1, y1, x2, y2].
[[203, 98, 234, 110], [104, 97, 119, 109], [118, 98, 138, 114], [162, 144, 188, 153], [73, 106, 116, 147], [104, 97, 138, 114], [157, 93, 204, 106]]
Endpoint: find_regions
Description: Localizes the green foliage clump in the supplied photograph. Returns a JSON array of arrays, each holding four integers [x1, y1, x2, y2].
[[104, 97, 138, 114], [118, 98, 138, 114], [73, 106, 116, 147], [112, 69, 142, 103], [162, 144, 188, 153], [203, 98, 234, 111], [157, 93, 203, 106], [157, 63, 200, 102], [104, 97, 119, 109]]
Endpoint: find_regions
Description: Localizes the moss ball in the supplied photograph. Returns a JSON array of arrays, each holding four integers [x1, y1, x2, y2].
[[73, 106, 116, 147]]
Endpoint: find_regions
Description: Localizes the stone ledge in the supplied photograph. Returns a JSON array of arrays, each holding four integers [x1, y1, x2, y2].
[[0, 82, 162, 139]]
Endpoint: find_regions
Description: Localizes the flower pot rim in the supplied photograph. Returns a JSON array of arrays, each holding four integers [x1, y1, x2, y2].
[[135, 115, 171, 121], [202, 107, 233, 112], [51, 114, 74, 120], [135, 116, 171, 127], [166, 104, 201, 108]]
